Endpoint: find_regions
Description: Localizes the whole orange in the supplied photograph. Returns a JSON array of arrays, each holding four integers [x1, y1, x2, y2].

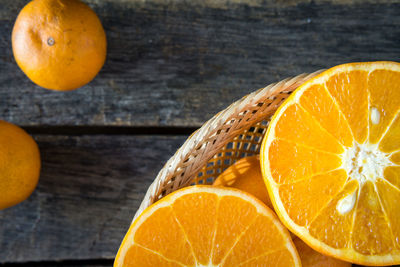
[[12, 0, 107, 91], [0, 121, 41, 210], [213, 155, 273, 209]]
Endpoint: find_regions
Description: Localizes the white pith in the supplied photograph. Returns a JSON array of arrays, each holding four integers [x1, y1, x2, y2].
[[342, 143, 392, 185], [337, 143, 393, 214]]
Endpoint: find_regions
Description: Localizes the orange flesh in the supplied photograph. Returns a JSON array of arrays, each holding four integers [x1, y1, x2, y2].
[[114, 186, 300, 267], [261, 61, 400, 265], [213, 155, 351, 266], [325, 70, 369, 143]]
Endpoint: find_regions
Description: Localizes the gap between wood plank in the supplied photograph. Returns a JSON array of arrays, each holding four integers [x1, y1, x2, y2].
[[23, 126, 198, 136]]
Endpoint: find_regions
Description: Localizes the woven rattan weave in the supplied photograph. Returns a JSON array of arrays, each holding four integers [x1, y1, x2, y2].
[[134, 70, 324, 221]]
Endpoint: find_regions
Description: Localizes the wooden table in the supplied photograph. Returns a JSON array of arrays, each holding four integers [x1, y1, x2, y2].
[[0, 0, 399, 266]]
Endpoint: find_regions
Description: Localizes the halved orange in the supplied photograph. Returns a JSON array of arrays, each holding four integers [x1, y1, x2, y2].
[[214, 155, 351, 267], [114, 186, 300, 266], [261, 61, 400, 265]]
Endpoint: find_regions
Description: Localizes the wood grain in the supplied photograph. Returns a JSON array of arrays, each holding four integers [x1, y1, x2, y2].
[[1, 259, 113, 267], [0, 0, 399, 127], [1, 0, 400, 264], [0, 134, 186, 263]]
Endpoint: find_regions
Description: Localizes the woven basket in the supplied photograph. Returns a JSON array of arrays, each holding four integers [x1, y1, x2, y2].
[[133, 70, 324, 221]]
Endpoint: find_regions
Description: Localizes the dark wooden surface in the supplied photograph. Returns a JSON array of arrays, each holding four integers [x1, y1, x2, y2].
[[0, 135, 187, 263], [0, 0, 399, 265], [1, 259, 113, 267], [1, 0, 399, 127]]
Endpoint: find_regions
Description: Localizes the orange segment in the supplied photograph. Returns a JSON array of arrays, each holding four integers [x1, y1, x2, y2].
[[325, 70, 369, 143], [352, 181, 394, 255], [279, 169, 347, 227], [211, 195, 259, 264], [269, 139, 342, 184], [376, 179, 400, 249], [274, 104, 344, 153], [114, 186, 300, 267], [308, 180, 359, 250], [172, 192, 218, 264], [379, 111, 400, 152], [368, 69, 400, 144], [123, 245, 183, 267], [390, 152, 400, 164], [261, 61, 400, 265], [236, 248, 297, 267], [383, 166, 400, 189], [133, 207, 195, 266], [299, 84, 354, 147], [222, 215, 288, 266]]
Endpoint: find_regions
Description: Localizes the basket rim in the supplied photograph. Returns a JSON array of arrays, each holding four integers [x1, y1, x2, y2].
[[133, 69, 324, 221]]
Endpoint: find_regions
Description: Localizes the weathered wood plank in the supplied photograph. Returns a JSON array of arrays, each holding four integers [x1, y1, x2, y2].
[[1, 264, 111, 267], [0, 134, 187, 263], [0, 0, 399, 127], [1, 259, 113, 267]]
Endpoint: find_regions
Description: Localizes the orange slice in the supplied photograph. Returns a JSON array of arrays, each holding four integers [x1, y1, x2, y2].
[[261, 61, 400, 265], [214, 155, 351, 267], [114, 186, 300, 267]]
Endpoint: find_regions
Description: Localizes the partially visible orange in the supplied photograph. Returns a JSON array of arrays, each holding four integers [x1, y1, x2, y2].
[[261, 61, 400, 265], [114, 186, 300, 267], [213, 155, 272, 209], [0, 121, 41, 210], [12, 0, 106, 91], [214, 155, 351, 267], [293, 237, 351, 267]]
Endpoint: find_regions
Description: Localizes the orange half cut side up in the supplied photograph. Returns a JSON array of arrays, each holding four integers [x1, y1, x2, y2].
[[114, 186, 300, 267], [261, 61, 400, 266]]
